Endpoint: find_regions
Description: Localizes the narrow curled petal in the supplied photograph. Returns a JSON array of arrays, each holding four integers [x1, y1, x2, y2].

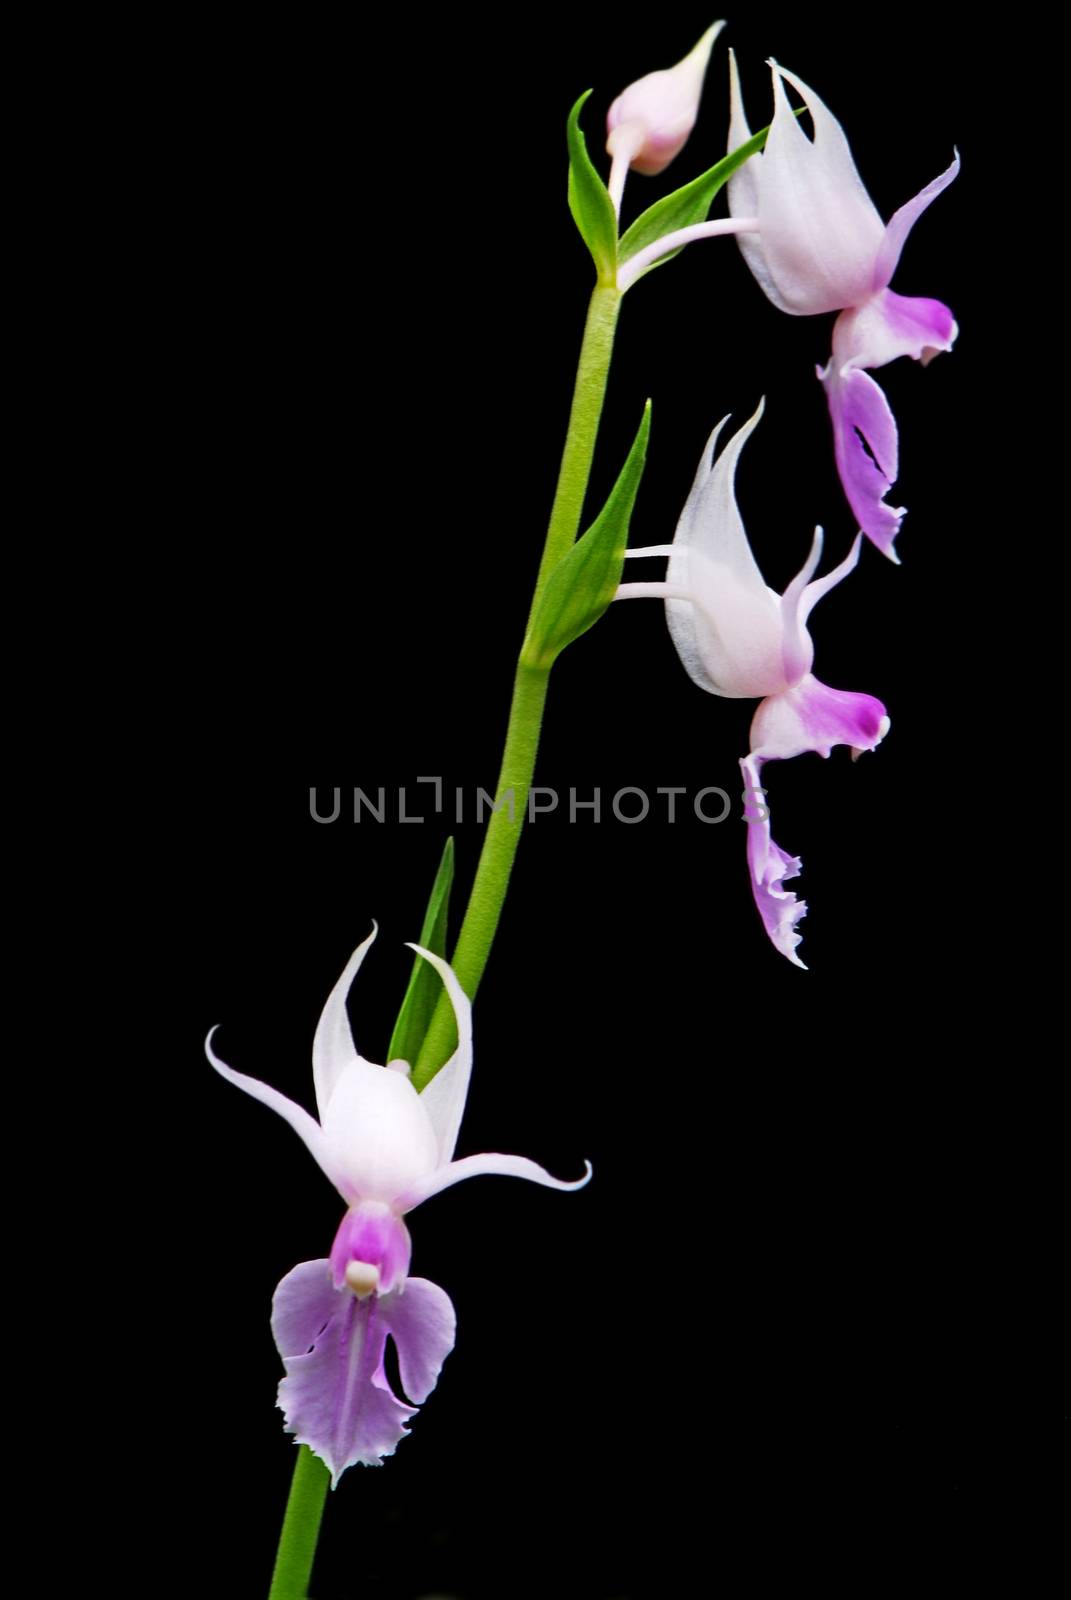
[[752, 62, 885, 314], [395, 1152, 593, 1215], [272, 1261, 455, 1483], [821, 361, 904, 559], [779, 530, 864, 685], [777, 526, 824, 687], [798, 534, 862, 629], [409, 944, 473, 1166], [740, 753, 807, 969], [607, 22, 723, 175], [832, 289, 958, 373], [873, 151, 960, 290], [311, 926, 377, 1120], [205, 1027, 343, 1194]]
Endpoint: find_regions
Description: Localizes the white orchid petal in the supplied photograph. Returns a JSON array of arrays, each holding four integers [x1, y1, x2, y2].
[[665, 401, 787, 699], [395, 1153, 593, 1214], [408, 943, 473, 1166], [206, 1027, 346, 1197], [727, 51, 795, 312], [874, 151, 961, 291], [321, 1057, 440, 1206], [756, 62, 885, 314], [799, 534, 862, 627], [312, 925, 377, 1119]]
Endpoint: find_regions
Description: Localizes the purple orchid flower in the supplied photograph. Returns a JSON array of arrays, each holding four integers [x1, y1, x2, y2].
[[617, 401, 888, 967], [727, 56, 959, 559], [207, 929, 590, 1482]]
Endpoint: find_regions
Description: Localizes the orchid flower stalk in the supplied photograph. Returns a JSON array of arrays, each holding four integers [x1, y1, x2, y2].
[[617, 402, 889, 966]]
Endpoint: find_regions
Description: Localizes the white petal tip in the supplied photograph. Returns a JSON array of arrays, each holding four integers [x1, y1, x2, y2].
[[386, 1058, 411, 1076]]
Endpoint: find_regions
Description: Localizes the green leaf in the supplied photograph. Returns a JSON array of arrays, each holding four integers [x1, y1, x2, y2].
[[567, 90, 617, 284], [618, 123, 773, 283], [387, 836, 455, 1067], [524, 401, 651, 669]]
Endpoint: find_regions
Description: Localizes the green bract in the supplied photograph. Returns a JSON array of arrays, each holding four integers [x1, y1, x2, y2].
[[387, 836, 455, 1070], [567, 91, 617, 284], [618, 124, 774, 284], [523, 401, 650, 668]]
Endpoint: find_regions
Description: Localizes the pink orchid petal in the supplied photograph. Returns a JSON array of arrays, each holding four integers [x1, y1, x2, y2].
[[328, 1203, 412, 1294], [741, 678, 889, 967], [750, 673, 889, 763], [272, 1261, 455, 1483], [874, 151, 960, 290], [272, 1259, 340, 1359], [821, 362, 905, 560], [383, 1278, 457, 1405], [311, 926, 377, 1119], [740, 753, 807, 969], [395, 1152, 592, 1215], [833, 289, 958, 373]]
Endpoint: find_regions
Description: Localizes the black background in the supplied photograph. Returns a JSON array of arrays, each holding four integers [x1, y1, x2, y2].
[[92, 5, 1062, 1597]]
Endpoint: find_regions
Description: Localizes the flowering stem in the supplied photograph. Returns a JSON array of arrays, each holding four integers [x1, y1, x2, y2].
[[268, 1445, 328, 1600], [411, 283, 621, 1086]]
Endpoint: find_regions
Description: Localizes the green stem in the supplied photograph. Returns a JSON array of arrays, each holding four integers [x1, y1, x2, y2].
[[532, 285, 622, 608], [268, 1446, 329, 1600], [412, 282, 620, 1087]]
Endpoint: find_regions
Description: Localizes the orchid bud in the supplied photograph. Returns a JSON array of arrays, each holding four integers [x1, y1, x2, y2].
[[606, 22, 723, 177]]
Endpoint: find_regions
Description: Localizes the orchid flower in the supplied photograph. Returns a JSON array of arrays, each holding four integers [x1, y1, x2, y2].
[[727, 56, 959, 559], [616, 401, 889, 967], [604, 22, 723, 214], [207, 928, 590, 1482]]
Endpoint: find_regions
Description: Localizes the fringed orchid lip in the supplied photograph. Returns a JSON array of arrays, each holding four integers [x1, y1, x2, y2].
[[208, 932, 591, 1479], [615, 406, 887, 967]]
